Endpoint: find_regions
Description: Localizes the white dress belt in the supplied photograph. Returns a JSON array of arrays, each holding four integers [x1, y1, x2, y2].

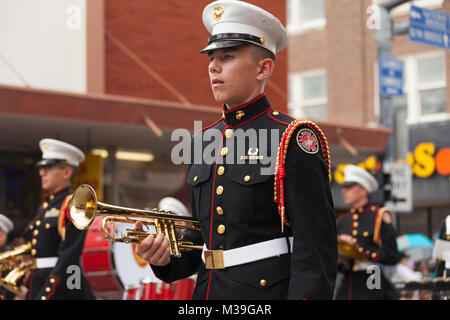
[[202, 237, 293, 269], [353, 261, 378, 272], [35, 257, 58, 269]]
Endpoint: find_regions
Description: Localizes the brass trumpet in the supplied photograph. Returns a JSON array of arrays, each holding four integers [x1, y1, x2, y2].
[[338, 239, 366, 261], [0, 242, 35, 295], [69, 184, 203, 257]]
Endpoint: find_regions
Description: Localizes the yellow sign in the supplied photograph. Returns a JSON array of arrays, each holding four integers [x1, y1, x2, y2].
[[403, 142, 450, 178], [334, 156, 379, 184], [333, 142, 450, 183], [72, 154, 103, 201]]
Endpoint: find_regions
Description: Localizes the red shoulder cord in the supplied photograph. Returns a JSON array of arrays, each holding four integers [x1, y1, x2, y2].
[[273, 120, 331, 233]]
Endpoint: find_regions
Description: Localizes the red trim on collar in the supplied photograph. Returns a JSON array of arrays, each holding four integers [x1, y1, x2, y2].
[[227, 107, 273, 128], [222, 93, 266, 114]]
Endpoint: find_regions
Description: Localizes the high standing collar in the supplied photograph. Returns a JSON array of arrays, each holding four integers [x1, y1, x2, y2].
[[222, 94, 272, 127], [45, 186, 72, 201]]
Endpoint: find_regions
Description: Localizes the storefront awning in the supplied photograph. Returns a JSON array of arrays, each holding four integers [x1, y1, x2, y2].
[[0, 84, 391, 161]]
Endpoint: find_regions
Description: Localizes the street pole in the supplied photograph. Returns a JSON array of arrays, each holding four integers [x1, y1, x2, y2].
[[375, 0, 411, 162], [374, 0, 412, 227]]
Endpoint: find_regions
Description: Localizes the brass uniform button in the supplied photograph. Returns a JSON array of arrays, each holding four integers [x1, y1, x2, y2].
[[42, 202, 48, 209], [41, 296, 47, 300], [353, 222, 359, 228], [350, 208, 356, 213], [272, 111, 279, 116], [363, 231, 369, 237], [50, 278, 56, 284], [49, 195, 55, 200], [352, 238, 357, 244], [32, 239, 37, 245], [358, 247, 364, 253], [35, 220, 41, 226], [225, 129, 233, 138], [371, 252, 377, 258], [235, 110, 245, 120], [33, 230, 39, 236], [221, 147, 228, 156], [217, 166, 225, 176], [45, 287, 51, 293], [353, 214, 358, 220], [31, 249, 37, 256], [244, 175, 251, 182], [358, 208, 363, 213], [193, 176, 198, 182], [217, 224, 225, 234], [29, 225, 34, 230], [45, 223, 51, 229], [216, 186, 224, 195], [216, 206, 224, 216], [260, 279, 267, 287], [352, 230, 358, 236]]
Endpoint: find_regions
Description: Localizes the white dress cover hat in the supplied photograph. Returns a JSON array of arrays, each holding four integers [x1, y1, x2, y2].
[[200, 0, 288, 55], [343, 164, 379, 193], [0, 213, 14, 233], [37, 138, 85, 167], [158, 197, 191, 217]]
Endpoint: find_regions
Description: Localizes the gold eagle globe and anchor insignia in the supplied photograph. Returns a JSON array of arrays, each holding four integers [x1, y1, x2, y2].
[[214, 5, 224, 21]]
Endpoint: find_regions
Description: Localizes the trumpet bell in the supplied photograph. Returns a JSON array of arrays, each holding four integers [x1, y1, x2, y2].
[[70, 184, 98, 230]]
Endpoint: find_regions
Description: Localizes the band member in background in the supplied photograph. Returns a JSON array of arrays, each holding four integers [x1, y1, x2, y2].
[[0, 213, 14, 252], [432, 214, 450, 299], [23, 138, 95, 300], [335, 164, 400, 300], [0, 213, 15, 300], [136, 0, 337, 300]]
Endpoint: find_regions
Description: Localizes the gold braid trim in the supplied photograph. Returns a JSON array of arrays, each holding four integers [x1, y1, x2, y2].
[[373, 207, 393, 248], [274, 120, 331, 232], [57, 194, 73, 241]]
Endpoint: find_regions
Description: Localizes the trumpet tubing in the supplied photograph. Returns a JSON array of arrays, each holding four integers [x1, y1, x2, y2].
[[0, 242, 35, 295], [70, 184, 202, 257]]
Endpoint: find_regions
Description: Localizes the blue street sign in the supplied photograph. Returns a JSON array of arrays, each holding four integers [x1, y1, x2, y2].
[[409, 5, 450, 49], [379, 55, 404, 97]]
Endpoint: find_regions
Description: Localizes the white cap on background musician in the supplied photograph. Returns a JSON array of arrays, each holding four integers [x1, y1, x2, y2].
[[343, 165, 379, 193], [36, 138, 85, 168], [0, 213, 14, 233], [158, 197, 191, 217], [200, 0, 288, 55]]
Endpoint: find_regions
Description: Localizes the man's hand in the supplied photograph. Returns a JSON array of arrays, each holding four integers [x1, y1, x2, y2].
[[13, 285, 28, 300], [135, 221, 171, 266], [338, 234, 353, 245]]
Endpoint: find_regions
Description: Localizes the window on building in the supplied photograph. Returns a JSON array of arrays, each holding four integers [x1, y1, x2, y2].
[[417, 55, 446, 116], [288, 70, 328, 121], [406, 52, 447, 123], [376, 52, 448, 125], [287, 0, 326, 34]]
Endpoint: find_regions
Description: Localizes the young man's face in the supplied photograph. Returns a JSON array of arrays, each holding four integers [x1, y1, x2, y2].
[[208, 45, 262, 108], [39, 164, 73, 194], [341, 183, 368, 207]]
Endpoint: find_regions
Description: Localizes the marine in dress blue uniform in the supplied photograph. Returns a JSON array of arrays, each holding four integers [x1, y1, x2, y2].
[[143, 0, 337, 300], [335, 165, 400, 300], [24, 139, 95, 300]]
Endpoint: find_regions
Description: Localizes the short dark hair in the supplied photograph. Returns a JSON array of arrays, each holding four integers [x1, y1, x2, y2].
[[250, 44, 275, 63]]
